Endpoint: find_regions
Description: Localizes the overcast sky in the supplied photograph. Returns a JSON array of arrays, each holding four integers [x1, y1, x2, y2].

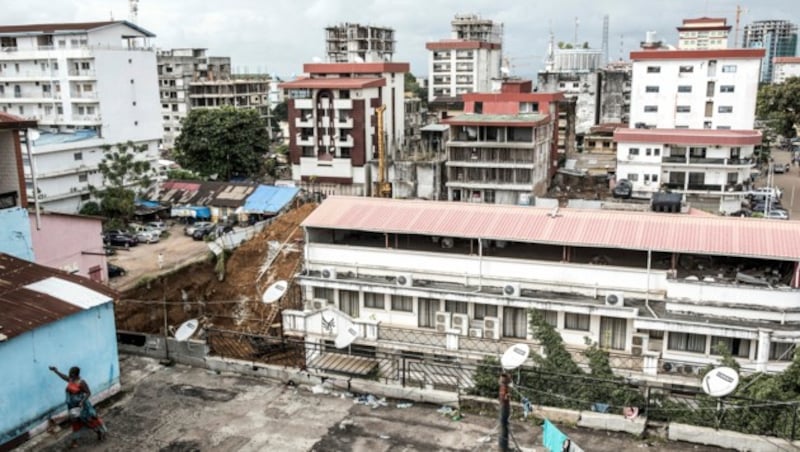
[[3, 0, 799, 79]]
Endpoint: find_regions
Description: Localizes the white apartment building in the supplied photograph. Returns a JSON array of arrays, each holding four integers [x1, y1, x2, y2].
[[426, 15, 502, 102], [677, 17, 730, 50], [629, 49, 764, 131], [773, 56, 800, 84], [285, 197, 800, 387], [0, 21, 161, 213], [614, 128, 761, 212]]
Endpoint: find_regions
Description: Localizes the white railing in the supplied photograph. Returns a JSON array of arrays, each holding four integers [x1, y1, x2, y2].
[[667, 279, 799, 309]]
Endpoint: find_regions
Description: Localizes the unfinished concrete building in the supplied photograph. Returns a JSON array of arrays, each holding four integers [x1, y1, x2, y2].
[[188, 79, 270, 110], [325, 23, 395, 63]]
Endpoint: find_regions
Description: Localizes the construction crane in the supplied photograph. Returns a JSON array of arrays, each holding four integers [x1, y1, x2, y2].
[[373, 105, 392, 198]]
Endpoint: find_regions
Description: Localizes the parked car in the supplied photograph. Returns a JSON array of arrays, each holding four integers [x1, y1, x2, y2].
[[612, 179, 633, 199], [764, 210, 790, 220], [134, 228, 160, 244], [752, 201, 783, 213], [184, 221, 212, 236], [750, 187, 783, 200], [103, 231, 138, 247], [107, 263, 126, 277], [146, 220, 168, 235], [772, 163, 789, 174], [192, 223, 215, 240]]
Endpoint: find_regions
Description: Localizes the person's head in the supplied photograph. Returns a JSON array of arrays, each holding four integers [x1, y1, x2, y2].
[[68, 366, 80, 379]]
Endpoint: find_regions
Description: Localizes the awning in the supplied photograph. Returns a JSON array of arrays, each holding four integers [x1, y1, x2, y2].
[[170, 206, 211, 219], [309, 353, 377, 376], [421, 124, 450, 132]]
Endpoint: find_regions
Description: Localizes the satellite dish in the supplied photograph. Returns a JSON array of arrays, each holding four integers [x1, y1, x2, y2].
[[334, 324, 360, 349], [174, 318, 200, 342], [29, 129, 41, 141], [501, 343, 530, 370], [702, 366, 740, 397], [500, 66, 510, 75], [262, 280, 288, 304]]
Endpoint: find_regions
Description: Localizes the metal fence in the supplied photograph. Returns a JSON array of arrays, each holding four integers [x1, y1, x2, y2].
[[204, 328, 800, 441]]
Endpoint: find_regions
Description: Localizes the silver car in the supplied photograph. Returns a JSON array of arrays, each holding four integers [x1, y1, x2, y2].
[[134, 228, 161, 243], [184, 221, 212, 236]]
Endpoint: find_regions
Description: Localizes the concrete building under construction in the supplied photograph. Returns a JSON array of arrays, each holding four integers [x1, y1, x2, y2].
[[325, 23, 395, 63]]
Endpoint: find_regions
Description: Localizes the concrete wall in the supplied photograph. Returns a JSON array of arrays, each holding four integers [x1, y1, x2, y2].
[[29, 213, 107, 281], [668, 422, 800, 452], [0, 131, 23, 198], [0, 207, 34, 261], [0, 304, 120, 445]]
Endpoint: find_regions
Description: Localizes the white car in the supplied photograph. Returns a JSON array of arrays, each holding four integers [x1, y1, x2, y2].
[[751, 187, 783, 200], [764, 210, 790, 220], [184, 221, 212, 236], [146, 221, 168, 235], [134, 228, 161, 243]]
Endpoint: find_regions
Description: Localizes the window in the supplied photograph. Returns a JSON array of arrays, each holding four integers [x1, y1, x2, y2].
[[644, 105, 658, 112], [769, 342, 796, 361], [718, 106, 733, 113], [653, 149, 661, 156], [339, 290, 359, 317], [78, 174, 88, 182], [645, 86, 659, 93], [679, 65, 694, 73], [646, 148, 652, 156], [710, 336, 750, 358], [313, 287, 334, 304], [628, 173, 639, 182], [445, 300, 468, 314], [533, 309, 558, 327], [721, 65, 737, 73], [80, 62, 90, 70], [391, 295, 412, 312], [647, 66, 661, 73], [667, 332, 706, 353], [564, 313, 590, 331], [503, 307, 527, 338], [677, 85, 692, 93], [629, 147, 640, 156], [651, 174, 659, 183], [474, 304, 498, 320], [73, 152, 83, 161], [644, 174, 651, 183], [599, 317, 627, 350], [720, 85, 735, 93], [339, 90, 350, 99], [418, 298, 439, 328], [676, 105, 691, 113], [474, 101, 483, 114], [80, 194, 90, 201], [364, 292, 385, 309]]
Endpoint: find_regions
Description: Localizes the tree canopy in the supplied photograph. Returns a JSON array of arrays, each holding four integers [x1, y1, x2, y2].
[[174, 107, 269, 180], [757, 76, 800, 138], [89, 141, 153, 226]]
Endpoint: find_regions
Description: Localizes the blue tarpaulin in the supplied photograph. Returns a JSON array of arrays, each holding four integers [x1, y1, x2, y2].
[[171, 206, 211, 218], [242, 185, 300, 215], [136, 199, 163, 208]]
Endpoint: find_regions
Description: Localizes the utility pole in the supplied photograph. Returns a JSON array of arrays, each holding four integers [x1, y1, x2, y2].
[[499, 372, 511, 452]]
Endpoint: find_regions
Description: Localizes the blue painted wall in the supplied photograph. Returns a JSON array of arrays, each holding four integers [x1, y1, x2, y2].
[[0, 303, 119, 444], [0, 207, 34, 261]]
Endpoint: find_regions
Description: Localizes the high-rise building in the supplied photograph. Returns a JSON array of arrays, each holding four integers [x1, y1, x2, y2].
[[0, 21, 161, 213], [773, 57, 800, 84], [325, 23, 395, 63], [426, 14, 503, 102], [743, 20, 798, 83], [677, 17, 730, 50]]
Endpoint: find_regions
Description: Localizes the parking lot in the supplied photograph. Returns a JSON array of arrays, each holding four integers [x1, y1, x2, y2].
[[770, 149, 800, 220], [107, 222, 210, 291]]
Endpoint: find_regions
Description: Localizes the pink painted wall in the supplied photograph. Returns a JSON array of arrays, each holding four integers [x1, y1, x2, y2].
[[29, 213, 108, 282]]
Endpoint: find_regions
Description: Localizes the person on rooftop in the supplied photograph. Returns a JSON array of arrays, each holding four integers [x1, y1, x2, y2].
[[49, 365, 108, 447]]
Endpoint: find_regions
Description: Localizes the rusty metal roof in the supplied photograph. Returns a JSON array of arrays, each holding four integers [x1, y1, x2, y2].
[[0, 254, 118, 341], [302, 197, 800, 261]]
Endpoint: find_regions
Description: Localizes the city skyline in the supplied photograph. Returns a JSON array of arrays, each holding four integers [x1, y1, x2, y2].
[[3, 0, 798, 79]]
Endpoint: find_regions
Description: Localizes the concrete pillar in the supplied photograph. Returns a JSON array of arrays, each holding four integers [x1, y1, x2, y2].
[[756, 328, 772, 372], [446, 329, 460, 351], [643, 351, 660, 376]]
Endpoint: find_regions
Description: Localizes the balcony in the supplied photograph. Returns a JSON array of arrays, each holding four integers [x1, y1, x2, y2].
[[69, 115, 102, 125], [67, 69, 96, 78], [0, 70, 58, 80], [333, 99, 352, 110], [662, 156, 754, 167], [70, 92, 98, 100], [295, 115, 314, 128], [296, 133, 314, 146], [294, 98, 313, 110], [335, 117, 353, 128]]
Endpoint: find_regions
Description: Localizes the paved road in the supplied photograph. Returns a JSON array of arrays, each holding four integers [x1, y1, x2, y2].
[[21, 356, 730, 452], [771, 148, 800, 220]]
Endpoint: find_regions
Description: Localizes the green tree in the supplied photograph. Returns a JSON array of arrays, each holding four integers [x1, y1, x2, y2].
[[757, 76, 800, 138], [91, 141, 153, 223], [404, 72, 427, 105], [174, 107, 269, 180], [272, 100, 288, 123], [78, 201, 101, 216], [166, 168, 202, 181]]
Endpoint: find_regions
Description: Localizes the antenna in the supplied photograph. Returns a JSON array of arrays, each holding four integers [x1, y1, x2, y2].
[[334, 324, 360, 349], [500, 343, 530, 370], [129, 0, 139, 24], [262, 280, 288, 304], [602, 15, 609, 64], [574, 17, 580, 46], [174, 318, 200, 342]]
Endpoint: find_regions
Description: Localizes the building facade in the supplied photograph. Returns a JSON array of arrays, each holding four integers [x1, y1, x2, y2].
[[677, 17, 731, 50], [156, 48, 231, 149], [426, 15, 503, 102], [285, 197, 800, 389], [0, 113, 36, 261], [0, 21, 162, 213], [773, 56, 800, 84], [325, 23, 395, 63], [743, 20, 799, 83], [279, 62, 408, 196], [628, 49, 763, 130]]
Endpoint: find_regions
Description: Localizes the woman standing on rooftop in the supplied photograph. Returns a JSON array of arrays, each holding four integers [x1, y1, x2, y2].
[[49, 365, 107, 447]]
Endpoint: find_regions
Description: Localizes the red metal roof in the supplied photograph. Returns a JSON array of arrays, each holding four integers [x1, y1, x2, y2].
[[303, 62, 410, 75], [0, 254, 118, 341], [279, 77, 386, 90], [774, 57, 800, 64], [0, 112, 36, 130], [630, 49, 765, 60], [302, 197, 800, 261], [614, 128, 762, 146]]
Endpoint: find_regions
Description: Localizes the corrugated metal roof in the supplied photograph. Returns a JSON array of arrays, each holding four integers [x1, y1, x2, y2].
[[0, 254, 117, 341], [242, 185, 300, 214], [302, 197, 800, 261]]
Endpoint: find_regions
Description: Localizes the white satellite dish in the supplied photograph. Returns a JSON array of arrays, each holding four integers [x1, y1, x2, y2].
[[702, 366, 740, 397], [174, 318, 200, 342], [501, 343, 530, 370], [334, 325, 360, 349], [29, 129, 41, 141], [262, 280, 288, 304]]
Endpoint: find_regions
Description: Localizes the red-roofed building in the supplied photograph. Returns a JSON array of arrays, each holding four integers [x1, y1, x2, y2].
[[279, 62, 409, 196], [773, 56, 800, 84], [677, 17, 731, 50]]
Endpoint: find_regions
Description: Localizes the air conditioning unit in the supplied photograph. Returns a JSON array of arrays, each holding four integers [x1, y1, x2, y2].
[[396, 273, 413, 287], [307, 298, 327, 311], [320, 267, 336, 280], [468, 328, 483, 338], [502, 283, 520, 298], [661, 361, 679, 373], [605, 292, 624, 306], [679, 364, 701, 375], [434, 311, 451, 333], [631, 333, 649, 356], [483, 316, 500, 340], [451, 313, 469, 335]]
